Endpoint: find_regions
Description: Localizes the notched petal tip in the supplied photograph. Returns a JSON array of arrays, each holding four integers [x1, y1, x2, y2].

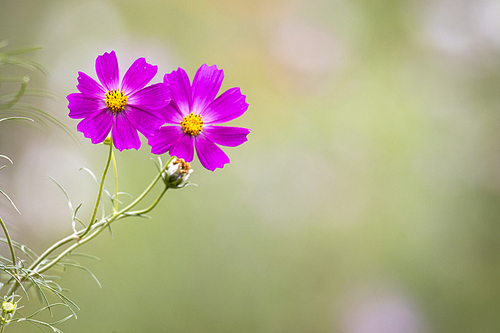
[[76, 71, 105, 96], [195, 135, 230, 171], [203, 125, 250, 147], [202, 86, 249, 124], [122, 57, 158, 93], [164, 67, 193, 115], [67, 93, 106, 119], [95, 50, 119, 91]]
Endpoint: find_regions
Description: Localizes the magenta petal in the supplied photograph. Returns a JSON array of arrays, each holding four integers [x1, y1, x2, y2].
[[195, 135, 230, 171], [95, 51, 119, 91], [112, 112, 141, 151], [159, 103, 184, 124], [169, 130, 195, 162], [124, 105, 163, 137], [164, 68, 192, 115], [192, 64, 224, 114], [202, 87, 248, 124], [76, 72, 105, 97], [128, 83, 171, 110], [121, 58, 157, 93], [76, 109, 113, 144], [68, 93, 107, 119], [148, 126, 183, 154], [203, 126, 250, 147]]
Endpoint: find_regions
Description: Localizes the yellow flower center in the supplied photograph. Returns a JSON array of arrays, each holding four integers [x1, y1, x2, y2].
[[105, 89, 128, 113], [180, 112, 204, 136]]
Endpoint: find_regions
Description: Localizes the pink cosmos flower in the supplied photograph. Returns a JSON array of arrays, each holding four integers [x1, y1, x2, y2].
[[148, 64, 250, 171], [67, 51, 171, 151]]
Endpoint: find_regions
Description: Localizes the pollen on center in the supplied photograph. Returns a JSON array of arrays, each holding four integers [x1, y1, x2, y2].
[[105, 89, 128, 113], [180, 112, 204, 136]]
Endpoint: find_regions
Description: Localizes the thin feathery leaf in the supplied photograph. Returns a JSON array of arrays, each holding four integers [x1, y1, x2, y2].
[[79, 167, 112, 199], [0, 189, 20, 215], [2, 267, 28, 297], [0, 154, 13, 164], [35, 279, 79, 312], [0, 78, 27, 110], [59, 262, 102, 288], [20, 244, 39, 262], [17, 318, 64, 333], [0, 57, 47, 75], [0, 88, 58, 100], [67, 252, 100, 261], [0, 237, 39, 261], [47, 176, 80, 233], [121, 212, 152, 219], [73, 204, 86, 228], [0, 116, 33, 123], [1, 46, 42, 57], [152, 156, 163, 173], [0, 109, 47, 126], [0, 74, 30, 83], [48, 313, 74, 326], [7, 103, 78, 142]]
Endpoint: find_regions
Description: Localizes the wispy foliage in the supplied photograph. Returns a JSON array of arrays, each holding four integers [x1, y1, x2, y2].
[[0, 40, 77, 141]]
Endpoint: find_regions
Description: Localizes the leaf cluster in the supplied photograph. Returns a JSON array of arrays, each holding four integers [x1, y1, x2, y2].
[[0, 40, 76, 141], [0, 237, 99, 332]]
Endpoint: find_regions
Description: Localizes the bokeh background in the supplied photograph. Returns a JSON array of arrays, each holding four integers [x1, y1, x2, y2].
[[1, 0, 500, 332]]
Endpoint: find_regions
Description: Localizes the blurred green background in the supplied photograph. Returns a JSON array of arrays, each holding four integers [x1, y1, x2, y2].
[[2, 0, 500, 332]]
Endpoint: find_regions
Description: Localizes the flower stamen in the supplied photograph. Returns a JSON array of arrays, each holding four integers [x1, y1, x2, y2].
[[105, 89, 128, 113], [173, 158, 191, 174], [180, 112, 204, 136]]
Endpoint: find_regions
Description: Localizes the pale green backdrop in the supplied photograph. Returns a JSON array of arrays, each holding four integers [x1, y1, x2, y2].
[[1, 0, 500, 332]]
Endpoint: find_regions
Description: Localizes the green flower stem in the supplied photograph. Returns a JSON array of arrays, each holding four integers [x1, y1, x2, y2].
[[80, 141, 113, 239], [126, 187, 168, 217], [112, 156, 173, 215], [0, 216, 16, 270], [5, 232, 76, 296], [36, 182, 169, 275], [35, 222, 109, 275], [6, 156, 173, 295], [5, 143, 113, 296], [111, 148, 118, 213]]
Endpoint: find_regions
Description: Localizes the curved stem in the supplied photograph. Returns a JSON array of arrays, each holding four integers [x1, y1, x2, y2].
[[7, 156, 173, 295], [80, 141, 113, 239], [5, 233, 76, 297], [126, 187, 168, 217], [111, 148, 118, 213], [36, 223, 109, 274], [37, 161, 171, 275], [5, 143, 114, 297], [0, 216, 16, 269], [114, 156, 173, 215]]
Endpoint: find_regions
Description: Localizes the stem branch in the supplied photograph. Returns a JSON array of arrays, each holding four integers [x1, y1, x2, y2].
[[0, 216, 16, 270], [81, 142, 113, 238]]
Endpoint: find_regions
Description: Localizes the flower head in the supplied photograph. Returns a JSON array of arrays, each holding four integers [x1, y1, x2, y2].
[[67, 51, 171, 151], [164, 158, 193, 188], [147, 64, 250, 171], [2, 301, 15, 314]]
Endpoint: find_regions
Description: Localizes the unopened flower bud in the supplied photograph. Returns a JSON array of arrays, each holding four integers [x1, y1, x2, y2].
[[2, 301, 15, 314], [164, 158, 193, 188]]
